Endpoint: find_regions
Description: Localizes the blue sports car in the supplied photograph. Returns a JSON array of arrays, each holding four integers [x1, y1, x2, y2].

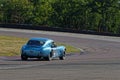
[[21, 37, 66, 61]]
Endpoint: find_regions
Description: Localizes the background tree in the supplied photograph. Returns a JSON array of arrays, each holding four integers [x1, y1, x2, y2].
[[0, 0, 120, 33], [89, 0, 120, 33], [51, 0, 89, 30], [0, 0, 33, 24], [28, 0, 53, 25]]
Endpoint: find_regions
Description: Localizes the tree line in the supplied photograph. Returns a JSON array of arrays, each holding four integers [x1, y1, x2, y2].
[[0, 0, 120, 33]]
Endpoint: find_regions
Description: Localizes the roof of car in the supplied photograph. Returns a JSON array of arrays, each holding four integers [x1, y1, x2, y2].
[[29, 37, 53, 42]]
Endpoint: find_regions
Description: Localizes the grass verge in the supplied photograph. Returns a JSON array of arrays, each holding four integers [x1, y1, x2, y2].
[[0, 36, 80, 56]]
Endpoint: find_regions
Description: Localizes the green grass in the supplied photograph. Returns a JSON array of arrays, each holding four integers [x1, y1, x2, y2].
[[57, 43, 80, 53], [0, 36, 80, 56]]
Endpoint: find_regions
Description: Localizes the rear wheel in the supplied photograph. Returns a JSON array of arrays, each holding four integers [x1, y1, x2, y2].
[[45, 51, 53, 61], [21, 55, 28, 61], [59, 51, 66, 60]]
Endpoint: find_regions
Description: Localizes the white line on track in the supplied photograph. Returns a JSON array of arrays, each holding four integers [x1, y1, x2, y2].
[[0, 64, 45, 70]]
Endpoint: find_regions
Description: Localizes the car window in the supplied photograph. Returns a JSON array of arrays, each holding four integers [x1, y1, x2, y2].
[[27, 40, 44, 46], [51, 42, 57, 48]]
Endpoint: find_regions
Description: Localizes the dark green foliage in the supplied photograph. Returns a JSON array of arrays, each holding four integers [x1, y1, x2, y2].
[[0, 0, 120, 33]]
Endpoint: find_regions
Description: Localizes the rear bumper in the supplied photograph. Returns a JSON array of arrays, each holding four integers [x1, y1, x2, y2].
[[21, 50, 48, 58]]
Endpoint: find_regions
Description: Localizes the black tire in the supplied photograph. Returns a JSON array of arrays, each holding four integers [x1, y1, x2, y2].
[[45, 51, 53, 61], [21, 55, 28, 61], [59, 51, 66, 60]]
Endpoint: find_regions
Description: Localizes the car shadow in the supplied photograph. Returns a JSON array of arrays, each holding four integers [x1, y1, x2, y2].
[[2, 57, 59, 62]]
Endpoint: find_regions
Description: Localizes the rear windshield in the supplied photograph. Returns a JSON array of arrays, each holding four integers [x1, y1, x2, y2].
[[27, 40, 45, 46]]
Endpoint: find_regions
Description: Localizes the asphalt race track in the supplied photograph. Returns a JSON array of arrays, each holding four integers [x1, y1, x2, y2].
[[0, 28, 120, 80]]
